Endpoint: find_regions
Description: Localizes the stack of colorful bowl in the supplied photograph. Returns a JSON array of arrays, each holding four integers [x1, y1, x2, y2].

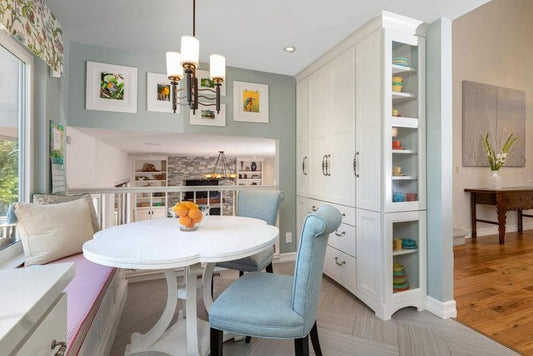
[[393, 262, 409, 293], [401, 238, 417, 250], [392, 76, 403, 92], [392, 57, 409, 67]]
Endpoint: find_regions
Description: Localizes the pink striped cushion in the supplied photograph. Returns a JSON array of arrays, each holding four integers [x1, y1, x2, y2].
[[49, 253, 116, 356]]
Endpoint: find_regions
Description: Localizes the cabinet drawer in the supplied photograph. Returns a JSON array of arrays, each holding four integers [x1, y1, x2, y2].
[[308, 199, 356, 226], [328, 223, 356, 257], [323, 246, 356, 294], [17, 293, 67, 356]]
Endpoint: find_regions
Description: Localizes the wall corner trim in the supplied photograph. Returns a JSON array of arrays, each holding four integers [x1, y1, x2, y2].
[[426, 296, 457, 319]]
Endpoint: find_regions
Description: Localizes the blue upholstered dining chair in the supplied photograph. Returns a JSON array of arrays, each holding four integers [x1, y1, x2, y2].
[[209, 205, 342, 356], [215, 190, 285, 275]]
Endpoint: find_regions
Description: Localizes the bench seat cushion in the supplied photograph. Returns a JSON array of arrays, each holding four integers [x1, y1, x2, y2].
[[49, 253, 116, 356]]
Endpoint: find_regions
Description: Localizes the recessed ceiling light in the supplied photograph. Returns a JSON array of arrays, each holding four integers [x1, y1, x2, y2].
[[283, 46, 296, 53]]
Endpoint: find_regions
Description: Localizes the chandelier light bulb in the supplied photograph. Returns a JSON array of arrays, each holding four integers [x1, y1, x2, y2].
[[166, 51, 183, 79], [180, 35, 199, 67], [210, 54, 226, 80]]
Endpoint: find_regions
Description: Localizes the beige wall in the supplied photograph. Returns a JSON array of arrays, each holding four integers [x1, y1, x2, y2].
[[453, 0, 533, 235]]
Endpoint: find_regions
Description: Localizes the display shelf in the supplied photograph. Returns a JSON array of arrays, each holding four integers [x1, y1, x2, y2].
[[392, 92, 416, 104], [392, 149, 416, 154], [237, 157, 263, 186], [391, 64, 416, 75], [391, 116, 418, 128], [132, 156, 168, 221], [393, 248, 418, 256], [392, 176, 417, 180]]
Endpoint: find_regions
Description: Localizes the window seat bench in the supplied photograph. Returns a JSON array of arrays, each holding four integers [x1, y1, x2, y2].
[[49, 253, 127, 356]]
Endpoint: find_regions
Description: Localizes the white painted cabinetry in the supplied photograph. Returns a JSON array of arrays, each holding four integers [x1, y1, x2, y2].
[[0, 263, 74, 356], [132, 155, 168, 221], [296, 11, 427, 321]]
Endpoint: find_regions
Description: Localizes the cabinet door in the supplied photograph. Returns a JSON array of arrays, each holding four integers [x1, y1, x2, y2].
[[356, 208, 381, 308], [328, 48, 356, 207], [17, 294, 67, 356], [308, 66, 331, 201], [296, 78, 310, 197], [356, 30, 383, 212]]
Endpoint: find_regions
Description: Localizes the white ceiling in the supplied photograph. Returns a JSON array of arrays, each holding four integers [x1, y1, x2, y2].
[[70, 127, 276, 157], [46, 0, 490, 76]]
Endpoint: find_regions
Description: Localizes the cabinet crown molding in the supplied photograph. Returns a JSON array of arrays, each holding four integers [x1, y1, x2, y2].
[[295, 11, 426, 82]]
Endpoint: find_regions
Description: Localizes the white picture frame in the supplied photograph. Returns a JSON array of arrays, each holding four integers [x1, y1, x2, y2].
[[190, 103, 226, 127], [146, 72, 177, 113], [86, 61, 138, 113], [233, 81, 269, 123], [196, 69, 226, 96]]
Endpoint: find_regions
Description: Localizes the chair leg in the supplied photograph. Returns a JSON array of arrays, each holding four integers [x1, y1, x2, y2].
[[245, 336, 251, 343], [310, 322, 323, 356], [294, 334, 309, 356], [239, 270, 244, 277], [266, 262, 273, 273], [210, 328, 223, 356]]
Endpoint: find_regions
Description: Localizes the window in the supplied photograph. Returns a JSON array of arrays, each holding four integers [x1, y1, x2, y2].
[[0, 30, 33, 262]]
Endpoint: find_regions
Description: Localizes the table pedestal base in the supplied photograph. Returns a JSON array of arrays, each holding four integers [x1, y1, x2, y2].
[[125, 264, 210, 356]]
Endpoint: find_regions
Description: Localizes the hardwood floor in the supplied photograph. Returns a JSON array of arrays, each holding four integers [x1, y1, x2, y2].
[[455, 229, 533, 355], [111, 262, 516, 355]]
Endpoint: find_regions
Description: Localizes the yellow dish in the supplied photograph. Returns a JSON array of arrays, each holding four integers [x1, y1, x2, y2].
[[392, 84, 403, 92], [392, 76, 403, 83]]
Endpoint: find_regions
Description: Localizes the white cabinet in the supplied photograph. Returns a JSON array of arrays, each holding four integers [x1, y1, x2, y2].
[[132, 156, 168, 221], [354, 18, 427, 320], [236, 157, 263, 186], [296, 11, 427, 321], [0, 264, 74, 356], [307, 48, 356, 207], [296, 78, 310, 197]]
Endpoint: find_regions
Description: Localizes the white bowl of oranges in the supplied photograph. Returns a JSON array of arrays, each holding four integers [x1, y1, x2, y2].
[[172, 201, 204, 231]]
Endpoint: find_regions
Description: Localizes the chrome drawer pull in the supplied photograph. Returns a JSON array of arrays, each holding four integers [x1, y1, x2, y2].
[[334, 230, 346, 237], [51, 340, 66, 356], [334, 257, 346, 266]]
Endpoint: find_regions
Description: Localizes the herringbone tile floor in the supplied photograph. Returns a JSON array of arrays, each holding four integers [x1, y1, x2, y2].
[[111, 263, 517, 355]]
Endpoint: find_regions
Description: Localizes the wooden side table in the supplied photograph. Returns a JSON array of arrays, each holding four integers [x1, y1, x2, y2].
[[464, 187, 533, 244]]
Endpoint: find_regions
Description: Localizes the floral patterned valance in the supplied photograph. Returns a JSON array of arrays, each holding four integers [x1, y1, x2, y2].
[[0, 0, 63, 75]]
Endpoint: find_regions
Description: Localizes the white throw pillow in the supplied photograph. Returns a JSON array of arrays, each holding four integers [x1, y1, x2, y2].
[[14, 198, 95, 266]]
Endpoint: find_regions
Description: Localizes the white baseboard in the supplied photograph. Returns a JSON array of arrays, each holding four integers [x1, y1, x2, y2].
[[275, 252, 297, 263], [426, 296, 457, 319]]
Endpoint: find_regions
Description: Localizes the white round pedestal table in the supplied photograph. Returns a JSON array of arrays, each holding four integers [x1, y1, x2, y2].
[[83, 216, 278, 356]]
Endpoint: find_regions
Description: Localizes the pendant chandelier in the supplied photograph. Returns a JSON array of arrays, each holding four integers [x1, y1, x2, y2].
[[166, 0, 225, 114], [205, 151, 236, 180]]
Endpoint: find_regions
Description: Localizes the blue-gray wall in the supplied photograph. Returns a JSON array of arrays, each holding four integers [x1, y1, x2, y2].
[[426, 19, 454, 303], [32, 37, 69, 195], [66, 42, 297, 253]]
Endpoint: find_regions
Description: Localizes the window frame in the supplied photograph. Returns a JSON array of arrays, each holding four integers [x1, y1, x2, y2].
[[0, 29, 34, 268]]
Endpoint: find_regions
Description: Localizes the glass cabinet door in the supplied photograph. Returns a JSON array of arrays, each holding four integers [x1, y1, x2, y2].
[[385, 31, 425, 212]]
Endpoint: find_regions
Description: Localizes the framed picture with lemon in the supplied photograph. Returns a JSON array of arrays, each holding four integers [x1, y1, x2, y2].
[[233, 81, 269, 123], [85, 61, 138, 113], [146, 72, 176, 113]]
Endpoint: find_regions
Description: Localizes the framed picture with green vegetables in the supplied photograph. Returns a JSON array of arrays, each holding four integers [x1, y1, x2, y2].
[[86, 61, 138, 113]]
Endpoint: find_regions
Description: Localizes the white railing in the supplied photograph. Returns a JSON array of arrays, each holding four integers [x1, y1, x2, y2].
[[68, 185, 279, 230]]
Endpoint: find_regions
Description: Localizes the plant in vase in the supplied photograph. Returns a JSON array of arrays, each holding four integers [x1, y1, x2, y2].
[[481, 133, 518, 189]]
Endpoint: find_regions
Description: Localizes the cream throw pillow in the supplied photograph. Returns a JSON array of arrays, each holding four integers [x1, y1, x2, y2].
[[14, 198, 95, 266]]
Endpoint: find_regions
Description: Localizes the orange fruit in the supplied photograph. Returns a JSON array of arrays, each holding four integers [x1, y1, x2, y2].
[[179, 216, 192, 227], [188, 208, 203, 223], [175, 204, 189, 217]]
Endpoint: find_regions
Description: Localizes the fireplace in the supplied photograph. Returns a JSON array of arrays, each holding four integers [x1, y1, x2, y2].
[[184, 179, 221, 215]]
